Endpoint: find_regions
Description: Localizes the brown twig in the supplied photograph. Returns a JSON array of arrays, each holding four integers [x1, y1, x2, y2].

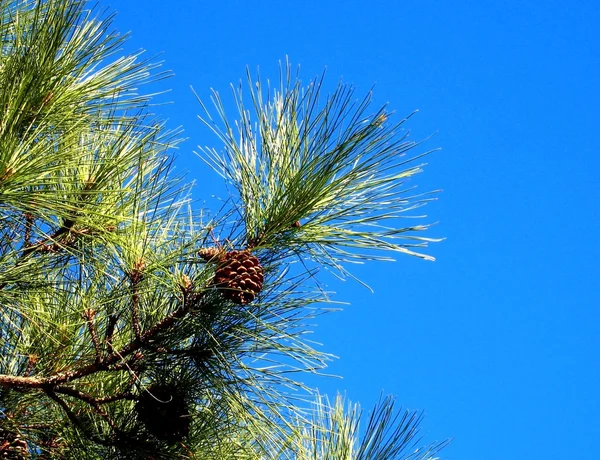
[[20, 218, 76, 259], [55, 385, 136, 406], [23, 213, 34, 248], [104, 314, 118, 354], [129, 259, 145, 341], [83, 309, 101, 364]]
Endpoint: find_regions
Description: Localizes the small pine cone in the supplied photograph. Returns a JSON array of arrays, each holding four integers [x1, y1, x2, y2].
[[213, 250, 264, 304], [198, 247, 223, 262], [135, 384, 191, 444], [181, 274, 193, 291]]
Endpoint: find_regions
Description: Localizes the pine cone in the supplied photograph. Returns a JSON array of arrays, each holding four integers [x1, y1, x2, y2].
[[180, 274, 193, 291], [198, 247, 223, 262], [135, 384, 190, 444], [213, 250, 264, 304]]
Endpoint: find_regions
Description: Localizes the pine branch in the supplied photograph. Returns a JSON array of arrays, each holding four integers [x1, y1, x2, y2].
[[196, 58, 440, 269], [53, 386, 123, 434], [43, 388, 107, 445], [0, 1, 447, 457], [0, 290, 205, 389]]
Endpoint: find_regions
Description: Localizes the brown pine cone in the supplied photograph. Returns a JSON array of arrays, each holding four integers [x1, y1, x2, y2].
[[213, 250, 264, 304]]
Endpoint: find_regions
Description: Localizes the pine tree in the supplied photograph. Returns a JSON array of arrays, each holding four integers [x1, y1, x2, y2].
[[0, 1, 447, 458]]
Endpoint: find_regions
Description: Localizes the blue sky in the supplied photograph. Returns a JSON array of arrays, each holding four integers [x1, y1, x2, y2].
[[107, 1, 599, 458]]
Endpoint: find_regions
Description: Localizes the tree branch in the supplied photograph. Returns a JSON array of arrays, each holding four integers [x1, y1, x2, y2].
[[54, 386, 123, 434], [0, 291, 204, 388], [20, 218, 76, 259], [43, 388, 102, 443]]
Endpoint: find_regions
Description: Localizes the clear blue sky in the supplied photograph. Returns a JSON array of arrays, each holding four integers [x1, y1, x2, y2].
[[106, 1, 599, 458]]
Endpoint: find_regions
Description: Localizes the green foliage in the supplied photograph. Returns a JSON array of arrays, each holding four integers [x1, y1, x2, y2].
[[274, 394, 450, 460], [198, 62, 441, 268], [0, 1, 447, 458]]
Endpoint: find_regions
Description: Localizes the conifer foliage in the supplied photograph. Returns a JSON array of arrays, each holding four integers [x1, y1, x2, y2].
[[0, 1, 447, 458]]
